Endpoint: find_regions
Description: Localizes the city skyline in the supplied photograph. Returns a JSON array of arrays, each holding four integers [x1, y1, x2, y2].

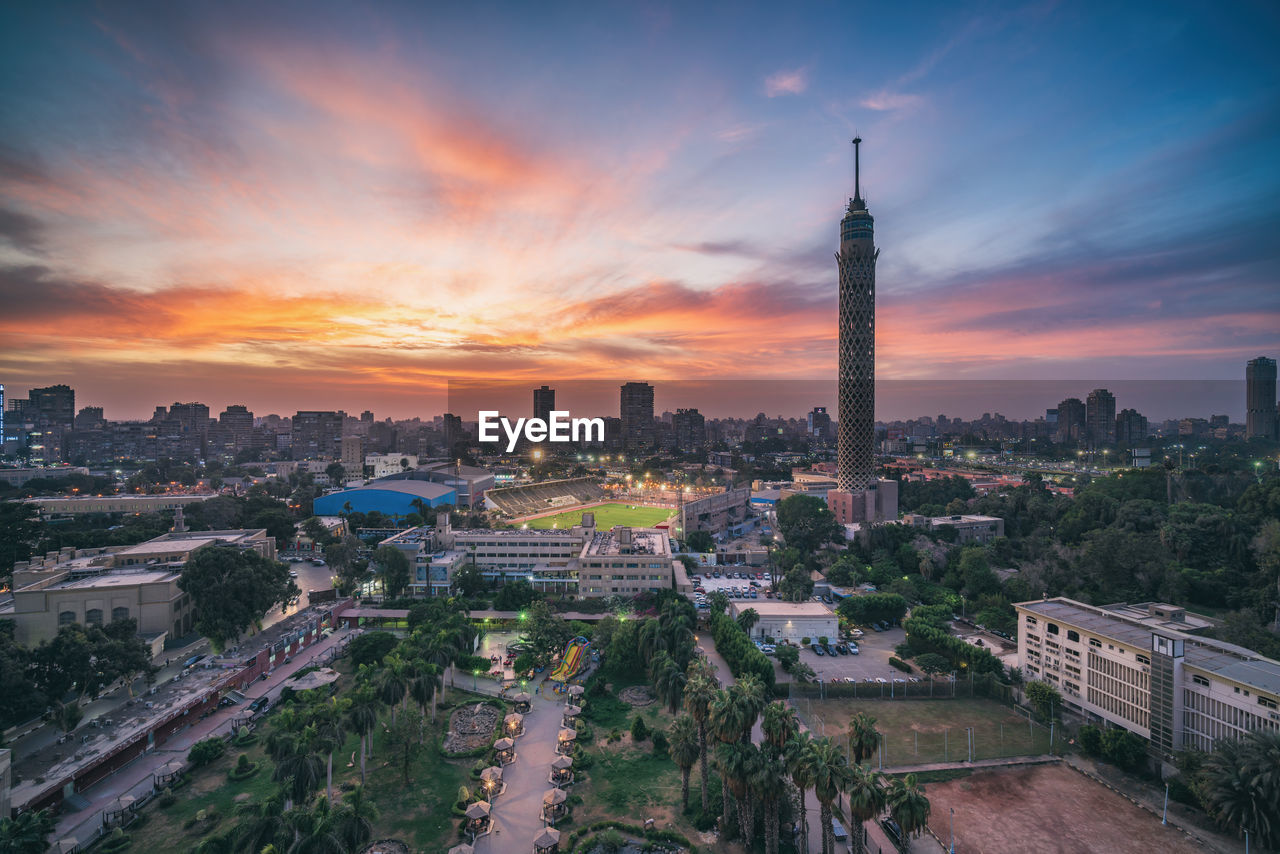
[[2, 2, 1279, 419]]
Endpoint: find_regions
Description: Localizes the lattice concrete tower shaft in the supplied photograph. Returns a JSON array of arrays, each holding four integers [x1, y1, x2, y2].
[[836, 137, 879, 492]]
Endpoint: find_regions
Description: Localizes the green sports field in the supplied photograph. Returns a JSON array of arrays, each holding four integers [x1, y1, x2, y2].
[[520, 502, 674, 530]]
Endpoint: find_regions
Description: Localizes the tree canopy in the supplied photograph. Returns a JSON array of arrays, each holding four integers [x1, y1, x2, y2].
[[179, 544, 298, 650]]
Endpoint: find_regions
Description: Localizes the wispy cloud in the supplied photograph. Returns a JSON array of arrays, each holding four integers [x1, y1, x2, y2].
[[764, 67, 809, 98], [859, 91, 925, 113]]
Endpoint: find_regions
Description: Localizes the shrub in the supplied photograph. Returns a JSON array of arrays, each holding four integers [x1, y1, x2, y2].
[[801, 637, 811, 646], [818, 636, 829, 646], [100, 828, 131, 854], [188, 737, 227, 767], [228, 754, 258, 781], [1078, 724, 1104, 756], [608, 729, 621, 743], [651, 730, 668, 756], [888, 657, 913, 673], [158, 789, 177, 808], [631, 715, 649, 742]]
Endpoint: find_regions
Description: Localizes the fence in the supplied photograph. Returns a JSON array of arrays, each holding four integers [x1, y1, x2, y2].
[[793, 695, 1057, 768], [787, 672, 1015, 704]]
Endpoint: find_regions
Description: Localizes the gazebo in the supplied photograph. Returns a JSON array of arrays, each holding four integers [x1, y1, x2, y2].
[[565, 684, 584, 705], [480, 765, 504, 799], [447, 844, 474, 854], [561, 704, 581, 728], [548, 754, 574, 787], [532, 826, 561, 854], [103, 795, 136, 827], [504, 712, 525, 738], [153, 758, 185, 788], [513, 691, 533, 713], [542, 787, 568, 823], [555, 727, 577, 755], [55, 840, 78, 854], [465, 800, 491, 839], [495, 736, 516, 765]]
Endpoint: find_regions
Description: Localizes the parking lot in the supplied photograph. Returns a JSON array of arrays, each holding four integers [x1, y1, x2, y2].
[[688, 568, 775, 604]]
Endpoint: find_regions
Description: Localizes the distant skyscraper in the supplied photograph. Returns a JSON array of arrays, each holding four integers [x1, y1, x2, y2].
[[0, 383, 5, 444], [1056, 397, 1086, 444], [829, 139, 896, 525], [27, 384, 75, 461], [808, 406, 832, 440], [620, 382, 655, 454], [534, 385, 556, 424], [1116, 408, 1148, 445], [672, 408, 706, 453], [1246, 356, 1278, 440], [1085, 388, 1116, 446], [293, 410, 345, 459]]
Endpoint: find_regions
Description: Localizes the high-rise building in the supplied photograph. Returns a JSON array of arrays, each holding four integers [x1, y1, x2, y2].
[[292, 410, 345, 459], [672, 408, 706, 453], [808, 406, 832, 440], [24, 384, 75, 461], [1085, 388, 1116, 447], [1115, 408, 1148, 445], [1246, 356, 1278, 440], [620, 382, 655, 454], [0, 383, 5, 444], [1056, 397, 1085, 444], [534, 385, 556, 424], [828, 138, 897, 525]]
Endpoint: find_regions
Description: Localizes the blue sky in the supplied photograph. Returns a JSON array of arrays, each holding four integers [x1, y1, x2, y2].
[[0, 0, 1277, 418]]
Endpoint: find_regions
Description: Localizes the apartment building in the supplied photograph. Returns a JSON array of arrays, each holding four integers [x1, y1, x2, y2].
[[1016, 598, 1280, 757]]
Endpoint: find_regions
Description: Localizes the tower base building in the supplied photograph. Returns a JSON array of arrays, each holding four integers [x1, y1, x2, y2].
[[827, 480, 898, 526]]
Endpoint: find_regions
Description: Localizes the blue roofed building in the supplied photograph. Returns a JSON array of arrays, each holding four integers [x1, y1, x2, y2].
[[313, 479, 456, 520]]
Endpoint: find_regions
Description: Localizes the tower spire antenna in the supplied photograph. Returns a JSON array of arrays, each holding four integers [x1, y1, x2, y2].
[[852, 135, 862, 202]]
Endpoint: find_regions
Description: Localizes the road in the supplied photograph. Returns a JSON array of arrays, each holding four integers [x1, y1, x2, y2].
[[6, 557, 337, 763], [50, 626, 359, 850]]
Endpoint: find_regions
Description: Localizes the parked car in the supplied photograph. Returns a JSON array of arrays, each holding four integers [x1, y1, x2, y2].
[[823, 644, 836, 656], [848, 645, 860, 655], [881, 818, 903, 848], [835, 644, 849, 655], [811, 645, 825, 656]]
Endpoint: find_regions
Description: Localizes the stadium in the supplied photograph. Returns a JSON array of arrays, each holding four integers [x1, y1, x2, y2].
[[484, 476, 678, 531]]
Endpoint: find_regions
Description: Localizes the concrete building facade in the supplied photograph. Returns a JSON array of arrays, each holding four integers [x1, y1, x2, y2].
[[731, 600, 837, 643], [1016, 598, 1280, 757]]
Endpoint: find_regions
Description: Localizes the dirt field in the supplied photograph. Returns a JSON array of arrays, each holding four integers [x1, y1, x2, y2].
[[926, 764, 1208, 854]]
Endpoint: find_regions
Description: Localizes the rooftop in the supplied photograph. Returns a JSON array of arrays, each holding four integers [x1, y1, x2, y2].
[[582, 527, 670, 557], [49, 568, 180, 590], [730, 600, 833, 619], [325, 480, 455, 500], [1018, 598, 1280, 695]]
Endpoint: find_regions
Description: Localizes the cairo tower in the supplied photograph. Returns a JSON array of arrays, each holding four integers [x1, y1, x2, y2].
[[829, 137, 898, 526]]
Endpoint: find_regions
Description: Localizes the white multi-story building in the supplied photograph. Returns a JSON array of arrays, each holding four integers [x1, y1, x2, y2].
[[380, 512, 688, 599], [1016, 598, 1280, 757]]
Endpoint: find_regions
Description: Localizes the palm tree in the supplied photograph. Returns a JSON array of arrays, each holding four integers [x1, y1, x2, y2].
[[683, 670, 719, 811], [375, 653, 414, 722], [811, 737, 853, 854], [1199, 729, 1280, 849], [345, 685, 380, 783], [234, 793, 289, 853], [668, 714, 701, 811], [307, 696, 349, 802], [755, 751, 791, 854], [0, 808, 55, 854], [332, 786, 379, 852], [847, 712, 882, 767], [283, 798, 345, 854], [650, 651, 688, 714], [270, 724, 326, 807], [715, 741, 760, 840], [885, 773, 932, 853], [736, 607, 760, 636], [786, 731, 819, 854], [729, 673, 767, 740], [409, 663, 442, 730], [846, 765, 887, 854], [762, 701, 798, 757]]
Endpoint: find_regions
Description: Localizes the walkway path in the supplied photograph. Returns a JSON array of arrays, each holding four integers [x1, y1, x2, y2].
[[476, 679, 565, 854]]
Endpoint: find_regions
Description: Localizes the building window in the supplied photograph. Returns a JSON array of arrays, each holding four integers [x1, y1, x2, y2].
[[1192, 675, 1210, 687], [1136, 654, 1150, 665], [1089, 638, 1101, 648], [1260, 696, 1278, 711], [1046, 623, 1059, 635], [112, 606, 130, 622], [86, 608, 103, 625], [1066, 630, 1080, 642], [59, 610, 76, 626]]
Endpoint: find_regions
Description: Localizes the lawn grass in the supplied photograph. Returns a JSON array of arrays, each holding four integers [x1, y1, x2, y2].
[[521, 502, 674, 530], [794, 697, 1053, 766]]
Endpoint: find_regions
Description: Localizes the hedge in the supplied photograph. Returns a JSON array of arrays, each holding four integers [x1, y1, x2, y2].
[[708, 613, 775, 689]]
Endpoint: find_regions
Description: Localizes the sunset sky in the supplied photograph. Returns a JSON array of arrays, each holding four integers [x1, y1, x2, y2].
[[1, 1, 1278, 420]]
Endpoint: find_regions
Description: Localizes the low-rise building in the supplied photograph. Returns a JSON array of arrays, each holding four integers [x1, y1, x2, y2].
[[15, 493, 214, 517], [1016, 598, 1280, 757], [904, 513, 1005, 544], [731, 600, 837, 644], [3, 529, 275, 646]]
